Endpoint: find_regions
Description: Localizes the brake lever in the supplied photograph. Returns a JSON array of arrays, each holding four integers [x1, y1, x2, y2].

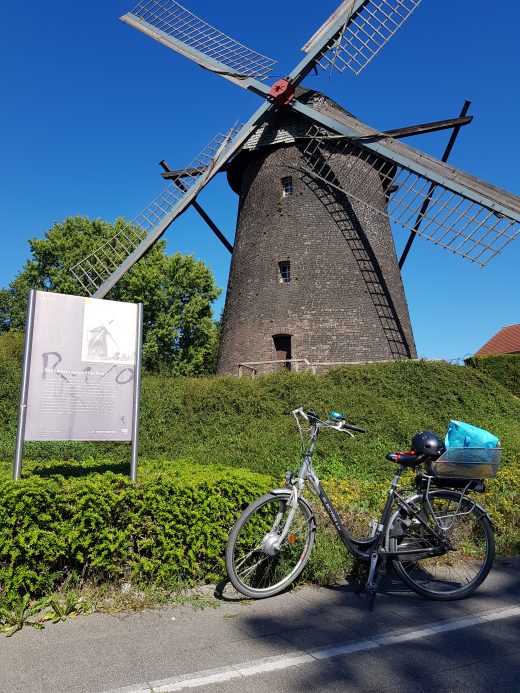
[[292, 407, 309, 421], [329, 421, 354, 437]]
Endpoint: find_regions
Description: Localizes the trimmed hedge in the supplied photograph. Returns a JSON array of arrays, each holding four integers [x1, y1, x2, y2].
[[465, 354, 520, 399], [1, 459, 519, 608], [0, 460, 273, 606], [1, 333, 520, 606]]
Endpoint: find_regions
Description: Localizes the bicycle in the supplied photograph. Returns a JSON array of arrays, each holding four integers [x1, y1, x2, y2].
[[225, 408, 497, 606]]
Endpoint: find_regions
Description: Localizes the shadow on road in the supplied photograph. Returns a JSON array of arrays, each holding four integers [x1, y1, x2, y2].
[[223, 559, 520, 692]]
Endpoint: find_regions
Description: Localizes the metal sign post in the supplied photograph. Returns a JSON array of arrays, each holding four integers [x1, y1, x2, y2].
[[130, 303, 143, 482], [13, 290, 37, 481]]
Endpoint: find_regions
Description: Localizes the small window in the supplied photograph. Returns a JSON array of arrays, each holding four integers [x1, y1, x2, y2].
[[278, 260, 291, 283], [281, 176, 293, 197]]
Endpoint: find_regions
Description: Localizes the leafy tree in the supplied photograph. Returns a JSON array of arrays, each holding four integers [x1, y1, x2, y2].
[[0, 216, 221, 374]]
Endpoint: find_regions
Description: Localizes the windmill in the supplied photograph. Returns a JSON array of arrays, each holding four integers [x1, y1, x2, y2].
[[71, 0, 520, 375]]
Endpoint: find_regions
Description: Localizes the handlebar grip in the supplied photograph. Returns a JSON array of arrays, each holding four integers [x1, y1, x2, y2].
[[344, 422, 366, 433]]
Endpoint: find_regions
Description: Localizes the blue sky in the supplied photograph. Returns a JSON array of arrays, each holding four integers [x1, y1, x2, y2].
[[1, 1, 518, 361]]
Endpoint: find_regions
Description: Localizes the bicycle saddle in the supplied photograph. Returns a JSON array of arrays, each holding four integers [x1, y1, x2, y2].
[[386, 451, 426, 467]]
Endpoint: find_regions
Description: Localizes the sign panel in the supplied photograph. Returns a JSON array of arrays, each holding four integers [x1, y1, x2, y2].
[[24, 292, 139, 441]]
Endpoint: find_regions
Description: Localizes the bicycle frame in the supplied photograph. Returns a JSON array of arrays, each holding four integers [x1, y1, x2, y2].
[[288, 452, 447, 559], [284, 412, 456, 583]]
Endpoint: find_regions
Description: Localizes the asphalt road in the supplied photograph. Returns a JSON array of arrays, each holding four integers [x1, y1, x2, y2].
[[1, 558, 519, 693]]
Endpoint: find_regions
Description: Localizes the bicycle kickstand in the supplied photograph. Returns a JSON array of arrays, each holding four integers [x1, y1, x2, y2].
[[365, 551, 380, 611]]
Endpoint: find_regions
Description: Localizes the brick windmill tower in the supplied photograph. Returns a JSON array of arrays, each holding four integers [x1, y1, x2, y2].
[[218, 90, 415, 374], [72, 1, 520, 376]]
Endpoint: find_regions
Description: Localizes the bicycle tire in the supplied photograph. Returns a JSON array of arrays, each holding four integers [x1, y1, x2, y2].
[[225, 491, 316, 599], [391, 489, 494, 600]]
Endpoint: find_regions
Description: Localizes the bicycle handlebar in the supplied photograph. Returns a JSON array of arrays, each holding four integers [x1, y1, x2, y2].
[[291, 407, 366, 434]]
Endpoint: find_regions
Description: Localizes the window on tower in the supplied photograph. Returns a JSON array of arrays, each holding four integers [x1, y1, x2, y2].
[[278, 260, 291, 283], [281, 176, 293, 197]]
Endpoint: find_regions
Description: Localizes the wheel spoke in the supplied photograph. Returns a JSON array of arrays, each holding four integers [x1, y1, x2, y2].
[[393, 490, 494, 600], [235, 550, 269, 576], [226, 492, 315, 598]]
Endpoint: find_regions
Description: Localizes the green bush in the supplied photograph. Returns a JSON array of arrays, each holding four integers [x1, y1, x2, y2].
[[321, 469, 520, 557], [1, 334, 520, 606], [2, 457, 519, 608], [0, 332, 24, 428], [0, 460, 273, 606], [2, 330, 519, 481], [465, 354, 520, 398]]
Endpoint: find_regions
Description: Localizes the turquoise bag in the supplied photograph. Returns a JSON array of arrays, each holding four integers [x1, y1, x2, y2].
[[445, 420, 499, 449]]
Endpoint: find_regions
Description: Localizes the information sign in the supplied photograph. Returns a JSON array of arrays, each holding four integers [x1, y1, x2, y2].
[[14, 290, 143, 480]]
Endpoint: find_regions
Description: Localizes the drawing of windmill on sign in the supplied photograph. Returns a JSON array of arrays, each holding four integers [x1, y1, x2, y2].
[[71, 0, 520, 376]]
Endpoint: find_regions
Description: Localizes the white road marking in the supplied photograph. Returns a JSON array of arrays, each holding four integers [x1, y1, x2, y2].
[[100, 604, 520, 693]]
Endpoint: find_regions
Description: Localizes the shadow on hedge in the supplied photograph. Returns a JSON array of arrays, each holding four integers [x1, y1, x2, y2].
[[27, 461, 130, 479]]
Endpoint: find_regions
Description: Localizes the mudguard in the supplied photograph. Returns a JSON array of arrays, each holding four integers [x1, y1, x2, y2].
[[268, 488, 315, 520]]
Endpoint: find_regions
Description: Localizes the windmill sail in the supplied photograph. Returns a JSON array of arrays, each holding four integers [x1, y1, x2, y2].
[[301, 119, 519, 266], [121, 1, 276, 85], [71, 127, 240, 297], [302, 0, 422, 76], [74, 2, 519, 289]]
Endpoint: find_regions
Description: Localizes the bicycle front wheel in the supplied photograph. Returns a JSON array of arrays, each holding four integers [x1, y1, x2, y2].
[[392, 490, 494, 600], [225, 491, 316, 599]]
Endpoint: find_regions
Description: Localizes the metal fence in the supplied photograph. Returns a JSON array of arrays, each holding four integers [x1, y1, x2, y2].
[[236, 357, 416, 378]]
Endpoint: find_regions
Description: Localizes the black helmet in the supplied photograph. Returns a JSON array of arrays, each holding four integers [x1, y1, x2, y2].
[[411, 431, 446, 458]]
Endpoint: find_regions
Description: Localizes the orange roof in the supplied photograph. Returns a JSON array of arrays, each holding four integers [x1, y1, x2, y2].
[[475, 324, 520, 355]]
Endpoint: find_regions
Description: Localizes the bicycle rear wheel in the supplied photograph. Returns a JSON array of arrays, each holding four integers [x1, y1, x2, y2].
[[225, 491, 316, 599], [392, 490, 494, 600]]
